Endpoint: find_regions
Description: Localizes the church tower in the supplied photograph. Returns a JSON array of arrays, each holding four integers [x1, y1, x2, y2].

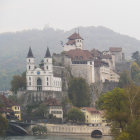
[[26, 47, 35, 71], [44, 48, 53, 72]]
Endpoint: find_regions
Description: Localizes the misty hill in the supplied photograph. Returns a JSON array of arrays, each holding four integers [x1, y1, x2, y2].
[[0, 26, 140, 90]]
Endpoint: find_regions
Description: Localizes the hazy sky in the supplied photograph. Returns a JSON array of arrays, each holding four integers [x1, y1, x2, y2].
[[1, 0, 140, 39]]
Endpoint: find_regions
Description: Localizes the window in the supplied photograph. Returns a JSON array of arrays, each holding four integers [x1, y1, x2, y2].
[[29, 59, 30, 62], [47, 66, 48, 70], [29, 77, 31, 80], [47, 82, 48, 86], [29, 66, 30, 70], [47, 59, 48, 62], [29, 82, 31, 86], [47, 77, 48, 81], [15, 107, 17, 110], [90, 62, 92, 65]]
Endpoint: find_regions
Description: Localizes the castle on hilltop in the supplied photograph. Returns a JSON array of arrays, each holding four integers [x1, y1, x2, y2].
[[26, 47, 62, 92], [54, 32, 123, 84]]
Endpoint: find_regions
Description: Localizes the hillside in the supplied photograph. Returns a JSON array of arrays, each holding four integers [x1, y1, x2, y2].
[[0, 26, 140, 90]]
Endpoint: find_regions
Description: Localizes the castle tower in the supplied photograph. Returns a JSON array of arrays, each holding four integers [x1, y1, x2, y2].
[[26, 47, 35, 71], [64, 32, 84, 52], [44, 48, 53, 72]]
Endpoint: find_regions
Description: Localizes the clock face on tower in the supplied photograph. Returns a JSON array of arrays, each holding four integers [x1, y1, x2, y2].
[[37, 71, 40, 75]]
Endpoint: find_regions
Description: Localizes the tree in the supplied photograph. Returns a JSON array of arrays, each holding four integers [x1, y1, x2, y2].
[[11, 72, 26, 93], [68, 77, 91, 107], [96, 85, 140, 140], [0, 115, 8, 136], [118, 70, 132, 88], [67, 108, 85, 123], [96, 88, 128, 131], [132, 51, 140, 65]]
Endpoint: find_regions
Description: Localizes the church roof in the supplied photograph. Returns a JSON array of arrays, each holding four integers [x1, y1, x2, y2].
[[44, 48, 51, 58], [68, 32, 83, 40], [27, 47, 34, 58]]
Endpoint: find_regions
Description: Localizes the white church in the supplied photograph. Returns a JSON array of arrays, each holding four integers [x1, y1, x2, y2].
[[26, 47, 62, 91]]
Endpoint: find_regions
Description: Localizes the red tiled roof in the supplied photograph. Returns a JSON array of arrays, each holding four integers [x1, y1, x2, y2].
[[44, 98, 61, 106], [66, 40, 75, 45], [82, 107, 100, 114], [68, 33, 83, 40], [109, 47, 122, 52], [65, 49, 93, 61]]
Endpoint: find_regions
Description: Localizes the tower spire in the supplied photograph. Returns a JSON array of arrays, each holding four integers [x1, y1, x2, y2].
[[44, 47, 51, 58], [27, 47, 34, 58]]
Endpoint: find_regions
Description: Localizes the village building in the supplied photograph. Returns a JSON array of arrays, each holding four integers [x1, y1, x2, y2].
[[44, 98, 63, 119], [81, 107, 107, 126], [0, 95, 21, 120], [26, 47, 62, 92]]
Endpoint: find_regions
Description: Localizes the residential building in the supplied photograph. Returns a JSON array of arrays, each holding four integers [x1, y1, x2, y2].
[[44, 98, 63, 119], [81, 107, 106, 126], [0, 95, 21, 120]]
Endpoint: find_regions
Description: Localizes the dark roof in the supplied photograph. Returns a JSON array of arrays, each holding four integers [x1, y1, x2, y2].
[[109, 47, 122, 52], [65, 49, 93, 61], [27, 47, 34, 58], [94, 60, 109, 67], [0, 95, 19, 107], [68, 32, 83, 40], [44, 98, 61, 106], [44, 48, 51, 58], [90, 49, 102, 58], [66, 40, 76, 45]]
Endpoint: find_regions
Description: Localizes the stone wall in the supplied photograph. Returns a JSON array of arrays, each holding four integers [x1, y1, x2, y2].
[[38, 123, 110, 136]]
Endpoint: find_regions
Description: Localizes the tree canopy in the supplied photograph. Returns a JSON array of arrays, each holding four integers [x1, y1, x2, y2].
[[96, 85, 140, 140], [11, 72, 26, 93], [68, 77, 91, 107], [67, 108, 85, 123]]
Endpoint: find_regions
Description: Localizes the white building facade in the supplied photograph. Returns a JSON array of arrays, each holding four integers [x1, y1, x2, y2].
[[26, 48, 62, 91]]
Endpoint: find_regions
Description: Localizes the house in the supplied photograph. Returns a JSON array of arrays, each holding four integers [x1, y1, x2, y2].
[[44, 98, 63, 120], [0, 95, 21, 120], [81, 107, 106, 126]]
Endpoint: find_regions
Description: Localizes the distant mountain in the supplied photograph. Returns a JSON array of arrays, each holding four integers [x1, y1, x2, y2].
[[0, 26, 140, 90]]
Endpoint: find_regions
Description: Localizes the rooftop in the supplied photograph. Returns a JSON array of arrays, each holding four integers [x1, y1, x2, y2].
[[44, 98, 61, 106], [65, 49, 93, 61], [81, 107, 101, 114], [109, 47, 122, 52], [68, 32, 83, 40]]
